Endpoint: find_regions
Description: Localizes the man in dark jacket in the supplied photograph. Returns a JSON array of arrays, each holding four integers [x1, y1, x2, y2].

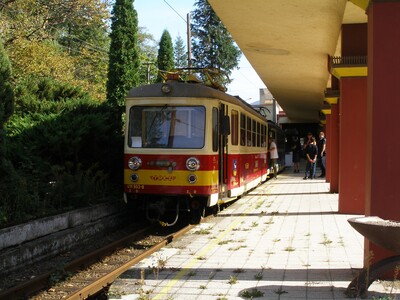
[[304, 137, 318, 179], [317, 131, 326, 177]]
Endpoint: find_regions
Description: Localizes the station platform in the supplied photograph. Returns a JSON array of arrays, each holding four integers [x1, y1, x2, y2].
[[108, 169, 400, 299]]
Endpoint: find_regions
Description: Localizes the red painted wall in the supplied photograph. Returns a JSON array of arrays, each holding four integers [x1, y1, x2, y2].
[[325, 114, 331, 183], [342, 24, 368, 57], [366, 1, 400, 267], [338, 78, 367, 214], [329, 104, 339, 193]]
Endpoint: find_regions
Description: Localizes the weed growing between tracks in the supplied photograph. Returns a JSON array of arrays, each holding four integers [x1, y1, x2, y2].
[[49, 265, 72, 285]]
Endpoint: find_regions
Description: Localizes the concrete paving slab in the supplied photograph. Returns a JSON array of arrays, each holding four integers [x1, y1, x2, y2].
[[109, 170, 400, 300]]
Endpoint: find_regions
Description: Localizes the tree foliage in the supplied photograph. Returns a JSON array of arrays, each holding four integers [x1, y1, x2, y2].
[[156, 30, 174, 82], [137, 27, 158, 84], [0, 0, 109, 46], [0, 1, 122, 227], [9, 39, 76, 82], [0, 0, 110, 101], [1, 76, 122, 227], [174, 35, 187, 68], [56, 9, 110, 101], [0, 0, 168, 227], [191, 0, 241, 79], [106, 0, 140, 107]]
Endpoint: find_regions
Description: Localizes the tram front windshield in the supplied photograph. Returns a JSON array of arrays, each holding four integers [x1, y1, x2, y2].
[[128, 106, 205, 149]]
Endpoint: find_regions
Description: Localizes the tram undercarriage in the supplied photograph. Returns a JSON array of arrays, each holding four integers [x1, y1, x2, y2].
[[124, 193, 211, 226]]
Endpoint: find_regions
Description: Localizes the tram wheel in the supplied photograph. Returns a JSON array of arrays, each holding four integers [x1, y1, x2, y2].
[[190, 205, 205, 224], [206, 204, 218, 216]]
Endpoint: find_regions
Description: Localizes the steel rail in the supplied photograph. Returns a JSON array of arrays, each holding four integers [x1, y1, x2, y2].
[[65, 224, 194, 300], [0, 226, 154, 300]]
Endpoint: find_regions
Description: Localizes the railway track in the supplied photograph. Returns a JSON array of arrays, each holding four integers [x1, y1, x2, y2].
[[0, 223, 195, 300]]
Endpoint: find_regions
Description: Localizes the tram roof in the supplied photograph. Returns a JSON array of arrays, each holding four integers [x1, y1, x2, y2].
[[127, 81, 267, 121]]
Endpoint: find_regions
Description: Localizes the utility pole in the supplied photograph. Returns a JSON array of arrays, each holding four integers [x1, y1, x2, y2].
[[162, 1, 191, 68], [143, 62, 154, 84], [187, 13, 192, 68], [272, 98, 277, 123]]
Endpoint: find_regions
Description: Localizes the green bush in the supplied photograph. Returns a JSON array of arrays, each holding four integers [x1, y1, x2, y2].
[[0, 159, 40, 225], [1, 77, 124, 228], [45, 164, 110, 210], [12, 76, 88, 115]]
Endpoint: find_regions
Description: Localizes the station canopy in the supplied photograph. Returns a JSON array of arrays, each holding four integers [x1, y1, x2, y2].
[[208, 0, 367, 122]]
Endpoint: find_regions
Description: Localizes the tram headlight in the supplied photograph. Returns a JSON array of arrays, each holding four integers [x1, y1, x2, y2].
[[186, 157, 200, 171], [128, 156, 142, 170], [161, 83, 172, 94]]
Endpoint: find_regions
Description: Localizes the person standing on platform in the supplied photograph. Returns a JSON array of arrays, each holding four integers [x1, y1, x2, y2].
[[303, 132, 313, 159], [303, 132, 313, 149], [304, 136, 318, 179], [291, 136, 301, 173], [269, 137, 279, 179], [317, 131, 326, 178]]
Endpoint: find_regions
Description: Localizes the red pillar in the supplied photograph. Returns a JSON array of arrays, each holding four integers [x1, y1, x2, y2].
[[338, 78, 367, 214], [329, 104, 339, 193], [325, 114, 331, 183], [365, 0, 400, 267]]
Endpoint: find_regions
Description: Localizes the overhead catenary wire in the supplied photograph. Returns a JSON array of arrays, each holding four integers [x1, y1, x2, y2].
[[161, 0, 192, 68], [237, 67, 263, 88], [162, 0, 187, 23]]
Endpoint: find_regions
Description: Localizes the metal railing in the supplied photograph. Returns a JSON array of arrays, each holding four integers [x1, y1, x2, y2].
[[324, 88, 340, 98], [331, 56, 367, 66]]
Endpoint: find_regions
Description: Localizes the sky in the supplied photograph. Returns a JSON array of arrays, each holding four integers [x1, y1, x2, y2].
[[134, 0, 267, 104]]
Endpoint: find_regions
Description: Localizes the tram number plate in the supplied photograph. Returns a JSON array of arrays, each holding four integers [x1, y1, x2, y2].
[[128, 184, 144, 190]]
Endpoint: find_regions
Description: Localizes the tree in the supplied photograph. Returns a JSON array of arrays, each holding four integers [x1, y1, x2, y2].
[[9, 39, 76, 83], [156, 30, 174, 82], [0, 0, 109, 46], [137, 27, 158, 84], [106, 0, 140, 107], [174, 35, 187, 68], [0, 0, 111, 101], [191, 0, 241, 79], [57, 13, 110, 101]]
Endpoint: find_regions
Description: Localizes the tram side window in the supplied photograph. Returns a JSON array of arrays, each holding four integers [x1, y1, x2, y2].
[[231, 110, 238, 145], [212, 107, 218, 152], [129, 107, 142, 147], [261, 125, 267, 147], [252, 120, 256, 147], [257, 122, 261, 147], [240, 113, 246, 146], [247, 116, 252, 146]]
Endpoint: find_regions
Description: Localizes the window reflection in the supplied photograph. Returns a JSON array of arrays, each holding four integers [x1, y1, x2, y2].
[[128, 106, 205, 149]]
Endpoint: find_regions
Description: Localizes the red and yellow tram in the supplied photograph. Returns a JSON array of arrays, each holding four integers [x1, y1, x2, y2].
[[123, 69, 275, 225]]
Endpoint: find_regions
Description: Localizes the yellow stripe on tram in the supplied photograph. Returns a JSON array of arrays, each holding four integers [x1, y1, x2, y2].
[[124, 169, 218, 186]]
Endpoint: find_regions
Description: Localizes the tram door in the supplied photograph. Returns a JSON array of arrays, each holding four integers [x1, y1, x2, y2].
[[218, 103, 230, 197]]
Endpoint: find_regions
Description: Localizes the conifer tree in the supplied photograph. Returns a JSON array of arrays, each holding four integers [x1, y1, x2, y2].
[[156, 30, 174, 82], [191, 0, 241, 79], [174, 35, 187, 68], [106, 0, 140, 107]]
